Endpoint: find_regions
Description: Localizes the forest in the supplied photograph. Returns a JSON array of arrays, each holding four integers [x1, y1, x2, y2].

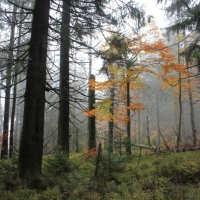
[[1, 0, 200, 199]]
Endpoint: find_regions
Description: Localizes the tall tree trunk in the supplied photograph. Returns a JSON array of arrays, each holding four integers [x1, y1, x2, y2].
[[147, 116, 150, 149], [182, 107, 186, 143], [9, 6, 23, 157], [188, 77, 196, 146], [156, 94, 160, 146], [88, 74, 96, 149], [138, 113, 141, 144], [58, 0, 71, 156], [1, 3, 17, 158], [18, 0, 50, 180], [176, 73, 182, 149], [108, 73, 114, 153], [176, 33, 182, 150], [133, 116, 137, 143], [126, 81, 131, 154], [89, 34, 92, 77], [176, 2, 182, 150], [73, 46, 78, 153]]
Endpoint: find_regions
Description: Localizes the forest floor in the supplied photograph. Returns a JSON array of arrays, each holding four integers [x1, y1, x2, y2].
[[1, 148, 200, 199]]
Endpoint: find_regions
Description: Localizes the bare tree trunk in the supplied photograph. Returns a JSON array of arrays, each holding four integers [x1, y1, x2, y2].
[[88, 74, 96, 149], [9, 6, 23, 157], [72, 42, 79, 153], [1, 3, 17, 158], [156, 94, 160, 146], [176, 29, 182, 150], [18, 0, 50, 180], [126, 81, 131, 154], [108, 73, 114, 153], [182, 104, 186, 143], [188, 77, 196, 146], [138, 113, 141, 144], [75, 128, 79, 153], [147, 116, 151, 149], [58, 0, 71, 156]]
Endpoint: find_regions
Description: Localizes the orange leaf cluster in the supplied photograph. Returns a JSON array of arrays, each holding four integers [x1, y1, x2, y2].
[[83, 109, 96, 117], [89, 79, 115, 91], [82, 147, 98, 160], [126, 103, 145, 114], [142, 40, 167, 53], [114, 105, 130, 124]]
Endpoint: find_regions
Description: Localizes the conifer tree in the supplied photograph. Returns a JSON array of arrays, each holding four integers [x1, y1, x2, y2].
[[18, 0, 50, 180], [58, 0, 71, 156]]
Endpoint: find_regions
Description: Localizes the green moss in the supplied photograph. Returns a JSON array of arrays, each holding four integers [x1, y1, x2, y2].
[[2, 151, 200, 199]]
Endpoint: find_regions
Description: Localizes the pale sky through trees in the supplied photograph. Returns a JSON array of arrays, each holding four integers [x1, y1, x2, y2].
[[136, 0, 168, 28]]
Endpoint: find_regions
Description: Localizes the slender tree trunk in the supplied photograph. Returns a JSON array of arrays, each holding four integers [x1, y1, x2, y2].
[[14, 102, 20, 145], [9, 76, 17, 157], [72, 43, 79, 153], [138, 113, 141, 144], [18, 0, 50, 180], [176, 31, 182, 150], [108, 73, 114, 153], [1, 3, 17, 158], [58, 0, 71, 156], [88, 74, 96, 149], [75, 128, 79, 153], [156, 94, 160, 146], [126, 81, 131, 154], [9, 6, 23, 156], [147, 116, 150, 149], [182, 107, 186, 143], [176, 72, 182, 149], [89, 34, 92, 77], [188, 77, 196, 146]]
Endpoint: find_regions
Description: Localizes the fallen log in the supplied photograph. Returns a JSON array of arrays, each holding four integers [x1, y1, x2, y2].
[[131, 144, 200, 154]]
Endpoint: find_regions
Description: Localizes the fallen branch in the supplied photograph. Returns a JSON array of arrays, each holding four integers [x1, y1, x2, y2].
[[132, 144, 153, 150], [131, 143, 200, 154]]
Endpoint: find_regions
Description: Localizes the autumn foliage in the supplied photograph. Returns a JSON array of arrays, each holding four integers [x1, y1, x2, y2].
[[82, 147, 98, 160], [84, 26, 190, 127]]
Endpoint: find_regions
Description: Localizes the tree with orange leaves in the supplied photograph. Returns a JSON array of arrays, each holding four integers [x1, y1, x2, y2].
[[84, 25, 191, 152]]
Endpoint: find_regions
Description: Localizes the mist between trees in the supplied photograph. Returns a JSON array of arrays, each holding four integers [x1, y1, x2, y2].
[[0, 0, 200, 182]]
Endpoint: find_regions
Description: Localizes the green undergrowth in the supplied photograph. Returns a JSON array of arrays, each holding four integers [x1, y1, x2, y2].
[[1, 149, 200, 199]]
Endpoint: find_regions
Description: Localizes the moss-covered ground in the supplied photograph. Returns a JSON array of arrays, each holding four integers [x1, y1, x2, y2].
[[1, 149, 200, 199]]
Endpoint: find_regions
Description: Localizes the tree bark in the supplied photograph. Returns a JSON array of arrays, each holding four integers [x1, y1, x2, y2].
[[88, 74, 96, 149], [18, 0, 50, 180], [108, 73, 114, 153], [147, 116, 150, 149], [176, 29, 182, 150], [126, 81, 131, 155], [58, 0, 71, 156], [75, 128, 79, 153], [188, 77, 196, 146], [156, 94, 160, 146], [138, 113, 141, 144]]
